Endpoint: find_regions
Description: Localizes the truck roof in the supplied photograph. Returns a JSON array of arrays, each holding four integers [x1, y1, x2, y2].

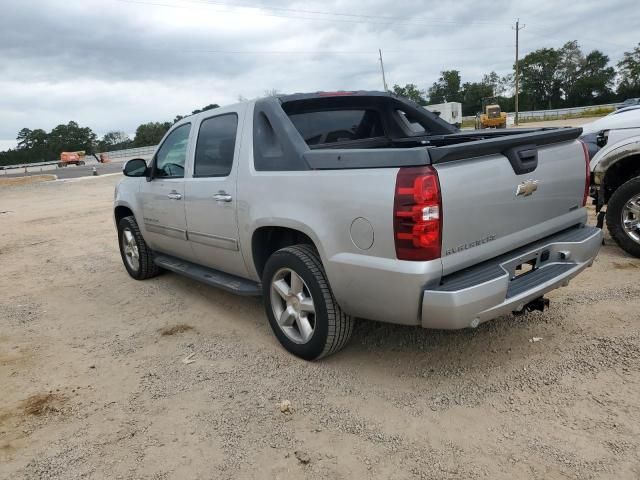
[[172, 90, 459, 137], [277, 90, 394, 102]]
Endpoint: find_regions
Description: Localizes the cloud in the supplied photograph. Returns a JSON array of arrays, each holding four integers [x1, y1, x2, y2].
[[0, 0, 635, 147]]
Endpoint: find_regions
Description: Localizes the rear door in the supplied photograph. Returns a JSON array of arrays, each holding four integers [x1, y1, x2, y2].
[[184, 106, 248, 278], [139, 123, 196, 260]]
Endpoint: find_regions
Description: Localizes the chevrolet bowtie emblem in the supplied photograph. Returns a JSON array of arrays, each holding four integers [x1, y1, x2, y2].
[[516, 180, 539, 197]]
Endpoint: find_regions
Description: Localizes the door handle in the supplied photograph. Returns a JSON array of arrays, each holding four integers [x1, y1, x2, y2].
[[167, 191, 182, 200], [213, 192, 233, 203]]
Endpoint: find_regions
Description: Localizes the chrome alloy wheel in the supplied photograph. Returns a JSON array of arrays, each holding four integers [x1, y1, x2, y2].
[[121, 227, 140, 272], [270, 268, 316, 344], [622, 193, 640, 244]]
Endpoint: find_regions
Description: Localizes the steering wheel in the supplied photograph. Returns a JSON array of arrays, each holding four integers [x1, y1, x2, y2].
[[162, 162, 184, 176]]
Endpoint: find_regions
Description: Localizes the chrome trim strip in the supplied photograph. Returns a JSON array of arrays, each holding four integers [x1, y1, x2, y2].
[[188, 230, 238, 251], [145, 223, 187, 240]]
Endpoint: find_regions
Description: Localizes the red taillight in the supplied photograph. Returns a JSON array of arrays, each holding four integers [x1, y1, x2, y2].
[[580, 140, 591, 207], [394, 166, 442, 261]]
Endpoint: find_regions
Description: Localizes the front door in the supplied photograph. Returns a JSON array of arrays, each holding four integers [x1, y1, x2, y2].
[[184, 110, 248, 278], [139, 123, 195, 260]]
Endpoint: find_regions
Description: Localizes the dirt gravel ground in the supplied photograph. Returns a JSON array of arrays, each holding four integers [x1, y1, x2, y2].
[[1, 176, 639, 480]]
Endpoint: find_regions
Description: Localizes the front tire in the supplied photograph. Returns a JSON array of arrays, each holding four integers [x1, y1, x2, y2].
[[262, 245, 353, 360], [606, 176, 640, 257], [117, 216, 160, 279]]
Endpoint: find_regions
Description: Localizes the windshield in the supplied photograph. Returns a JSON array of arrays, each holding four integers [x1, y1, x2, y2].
[[487, 106, 501, 118]]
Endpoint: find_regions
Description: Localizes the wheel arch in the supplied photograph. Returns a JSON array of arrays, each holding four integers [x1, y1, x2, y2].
[[251, 224, 322, 279], [114, 204, 135, 226], [600, 150, 640, 203]]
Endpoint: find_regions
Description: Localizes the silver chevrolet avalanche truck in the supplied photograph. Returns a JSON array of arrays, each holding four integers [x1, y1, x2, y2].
[[114, 91, 602, 360]]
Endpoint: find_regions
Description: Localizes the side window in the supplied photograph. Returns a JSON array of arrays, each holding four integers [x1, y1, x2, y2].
[[194, 114, 238, 177], [155, 124, 191, 178]]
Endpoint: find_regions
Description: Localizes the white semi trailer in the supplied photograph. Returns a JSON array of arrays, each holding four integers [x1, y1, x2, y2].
[[424, 102, 462, 128]]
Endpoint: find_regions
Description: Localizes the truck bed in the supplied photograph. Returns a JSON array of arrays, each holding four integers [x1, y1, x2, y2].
[[303, 128, 583, 170]]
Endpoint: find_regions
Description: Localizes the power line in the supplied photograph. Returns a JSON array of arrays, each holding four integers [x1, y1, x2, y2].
[[52, 43, 512, 56], [522, 25, 628, 49], [114, 0, 634, 59], [174, 0, 508, 26], [115, 0, 511, 28]]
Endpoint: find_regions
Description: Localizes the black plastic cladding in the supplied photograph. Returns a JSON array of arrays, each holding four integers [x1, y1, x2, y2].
[[427, 128, 583, 165], [253, 97, 310, 171], [252, 92, 583, 172], [253, 92, 455, 171]]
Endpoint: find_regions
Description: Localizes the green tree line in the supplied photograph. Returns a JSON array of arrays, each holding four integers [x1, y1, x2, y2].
[[393, 41, 640, 116], [0, 104, 218, 167]]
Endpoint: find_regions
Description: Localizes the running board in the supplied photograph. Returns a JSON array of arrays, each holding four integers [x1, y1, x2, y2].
[[154, 254, 262, 296]]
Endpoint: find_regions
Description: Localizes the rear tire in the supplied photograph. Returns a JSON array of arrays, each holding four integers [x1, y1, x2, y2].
[[262, 245, 353, 360], [117, 215, 160, 279], [606, 176, 640, 258]]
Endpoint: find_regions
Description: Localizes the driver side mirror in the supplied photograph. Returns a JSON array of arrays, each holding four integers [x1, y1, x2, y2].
[[122, 158, 148, 177]]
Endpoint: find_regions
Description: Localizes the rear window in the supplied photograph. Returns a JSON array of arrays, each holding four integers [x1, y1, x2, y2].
[[288, 109, 384, 146], [397, 110, 427, 134]]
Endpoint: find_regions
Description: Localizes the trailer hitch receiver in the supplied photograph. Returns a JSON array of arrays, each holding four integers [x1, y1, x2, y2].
[[513, 296, 549, 316]]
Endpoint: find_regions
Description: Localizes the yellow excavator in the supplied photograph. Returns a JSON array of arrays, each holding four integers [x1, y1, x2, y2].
[[475, 97, 507, 129]]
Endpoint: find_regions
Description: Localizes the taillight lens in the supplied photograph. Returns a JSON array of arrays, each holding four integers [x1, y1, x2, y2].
[[579, 140, 591, 207], [394, 166, 442, 261]]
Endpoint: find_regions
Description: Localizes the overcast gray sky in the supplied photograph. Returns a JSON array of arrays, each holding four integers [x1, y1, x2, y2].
[[0, 0, 636, 150]]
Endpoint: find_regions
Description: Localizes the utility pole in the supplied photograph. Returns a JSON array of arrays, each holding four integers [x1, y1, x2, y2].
[[513, 19, 525, 125], [379, 49, 388, 92]]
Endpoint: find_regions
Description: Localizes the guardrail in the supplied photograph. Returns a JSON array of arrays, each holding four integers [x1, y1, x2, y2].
[[462, 102, 619, 122], [102, 145, 156, 161], [0, 160, 59, 171], [0, 145, 158, 175], [0, 161, 60, 176]]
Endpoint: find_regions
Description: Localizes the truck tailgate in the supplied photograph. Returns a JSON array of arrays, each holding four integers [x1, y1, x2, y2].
[[433, 139, 588, 276]]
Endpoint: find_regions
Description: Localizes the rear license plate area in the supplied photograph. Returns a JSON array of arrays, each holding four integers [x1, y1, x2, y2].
[[513, 259, 537, 279]]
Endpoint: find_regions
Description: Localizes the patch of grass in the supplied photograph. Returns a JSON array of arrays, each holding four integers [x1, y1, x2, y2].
[[0, 175, 57, 187], [0, 411, 11, 425], [158, 324, 195, 336], [21, 393, 64, 416], [612, 261, 640, 270], [519, 107, 614, 123]]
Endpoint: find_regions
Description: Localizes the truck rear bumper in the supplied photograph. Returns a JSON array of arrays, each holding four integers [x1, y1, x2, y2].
[[421, 225, 602, 329]]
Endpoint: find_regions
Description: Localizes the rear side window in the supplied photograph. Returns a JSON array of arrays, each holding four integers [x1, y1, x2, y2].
[[288, 109, 384, 146], [194, 114, 238, 177]]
